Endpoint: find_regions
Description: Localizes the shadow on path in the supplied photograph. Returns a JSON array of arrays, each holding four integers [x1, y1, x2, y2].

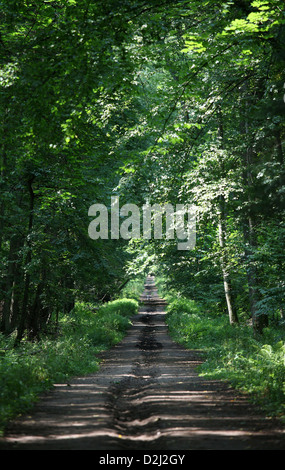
[[0, 276, 284, 450]]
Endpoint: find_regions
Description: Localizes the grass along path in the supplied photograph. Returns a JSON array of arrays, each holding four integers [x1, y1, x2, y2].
[[0, 276, 284, 450]]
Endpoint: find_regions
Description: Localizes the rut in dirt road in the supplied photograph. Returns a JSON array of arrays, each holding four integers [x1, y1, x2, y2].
[[0, 276, 284, 450]]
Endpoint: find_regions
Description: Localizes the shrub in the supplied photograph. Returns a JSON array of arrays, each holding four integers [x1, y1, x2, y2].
[[96, 298, 138, 318], [87, 298, 138, 347], [165, 296, 285, 420]]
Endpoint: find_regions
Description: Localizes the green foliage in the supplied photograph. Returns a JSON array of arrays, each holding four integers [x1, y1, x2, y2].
[[166, 296, 202, 317], [1, 0, 285, 434], [87, 298, 138, 347], [0, 297, 138, 434], [0, 0, 141, 340], [119, 277, 145, 301], [166, 296, 285, 420], [96, 298, 139, 318], [1, 0, 285, 338], [0, 332, 98, 433]]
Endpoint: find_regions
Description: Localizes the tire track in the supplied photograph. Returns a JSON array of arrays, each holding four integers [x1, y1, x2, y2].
[[106, 292, 164, 449], [0, 275, 284, 450]]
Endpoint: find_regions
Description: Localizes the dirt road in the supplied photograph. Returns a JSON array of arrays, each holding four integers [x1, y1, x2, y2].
[[0, 276, 284, 450]]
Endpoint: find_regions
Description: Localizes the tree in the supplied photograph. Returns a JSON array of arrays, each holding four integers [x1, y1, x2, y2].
[[1, 0, 284, 341], [117, 0, 285, 332]]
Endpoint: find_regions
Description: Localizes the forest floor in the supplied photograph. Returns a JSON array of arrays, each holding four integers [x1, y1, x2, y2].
[[0, 276, 284, 450]]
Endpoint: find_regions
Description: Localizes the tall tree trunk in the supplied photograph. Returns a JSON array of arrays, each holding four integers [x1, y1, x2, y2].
[[28, 269, 49, 340], [0, 104, 9, 249], [242, 110, 268, 334], [15, 176, 35, 345], [218, 198, 239, 325], [242, 215, 268, 332], [63, 276, 75, 314], [217, 111, 238, 325], [1, 236, 22, 334], [27, 282, 42, 341], [10, 275, 22, 331]]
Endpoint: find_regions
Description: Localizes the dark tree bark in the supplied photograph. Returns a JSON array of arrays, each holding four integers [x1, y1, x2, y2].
[[15, 176, 35, 345]]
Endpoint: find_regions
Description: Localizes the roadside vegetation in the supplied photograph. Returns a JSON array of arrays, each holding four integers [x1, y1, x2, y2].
[[161, 288, 285, 423], [1, 0, 285, 439], [0, 289, 140, 435]]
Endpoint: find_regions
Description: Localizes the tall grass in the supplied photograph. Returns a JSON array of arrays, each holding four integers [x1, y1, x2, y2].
[[165, 295, 285, 421]]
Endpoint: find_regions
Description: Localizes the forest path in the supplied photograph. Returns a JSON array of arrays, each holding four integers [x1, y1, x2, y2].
[[0, 276, 284, 450]]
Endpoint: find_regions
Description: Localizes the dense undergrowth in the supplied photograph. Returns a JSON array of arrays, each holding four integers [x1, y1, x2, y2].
[[163, 293, 285, 422], [0, 291, 140, 435]]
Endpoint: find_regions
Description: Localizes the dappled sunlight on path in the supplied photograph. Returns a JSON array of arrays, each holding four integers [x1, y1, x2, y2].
[[0, 276, 284, 450]]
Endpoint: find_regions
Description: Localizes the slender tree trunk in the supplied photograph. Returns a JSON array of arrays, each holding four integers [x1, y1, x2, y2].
[[0, 104, 9, 249], [1, 244, 15, 333], [242, 109, 268, 334], [27, 283, 42, 341], [218, 199, 239, 325], [10, 276, 21, 330], [217, 110, 238, 325], [242, 215, 268, 332], [15, 176, 35, 345], [27, 269, 50, 339], [1, 236, 22, 334]]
